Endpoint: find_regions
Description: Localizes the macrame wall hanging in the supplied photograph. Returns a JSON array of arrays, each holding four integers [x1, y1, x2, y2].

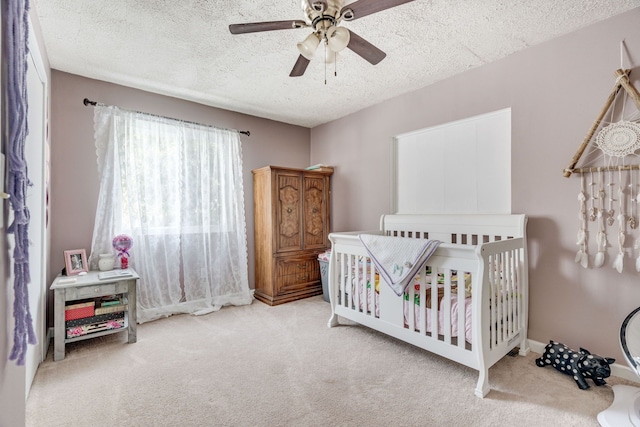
[[564, 41, 640, 274]]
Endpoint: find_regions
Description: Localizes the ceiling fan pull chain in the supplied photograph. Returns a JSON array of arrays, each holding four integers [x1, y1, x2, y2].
[[324, 43, 328, 85]]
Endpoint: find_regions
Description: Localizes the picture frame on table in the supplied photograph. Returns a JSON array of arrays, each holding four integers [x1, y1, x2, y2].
[[64, 249, 88, 275]]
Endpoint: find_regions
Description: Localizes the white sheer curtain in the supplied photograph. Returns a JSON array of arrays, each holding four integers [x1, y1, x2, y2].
[[89, 105, 253, 323]]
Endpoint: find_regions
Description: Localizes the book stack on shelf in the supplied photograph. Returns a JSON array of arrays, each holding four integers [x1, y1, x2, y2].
[[65, 295, 127, 339], [305, 164, 334, 173]]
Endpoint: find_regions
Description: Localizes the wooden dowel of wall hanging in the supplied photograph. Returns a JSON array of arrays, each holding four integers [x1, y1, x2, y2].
[[614, 68, 640, 111], [567, 164, 640, 174], [562, 69, 629, 178]]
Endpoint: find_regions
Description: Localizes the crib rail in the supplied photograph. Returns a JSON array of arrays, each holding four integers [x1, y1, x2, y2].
[[381, 214, 527, 243]]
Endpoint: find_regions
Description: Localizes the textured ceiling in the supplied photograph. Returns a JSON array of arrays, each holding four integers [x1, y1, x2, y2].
[[32, 0, 640, 128]]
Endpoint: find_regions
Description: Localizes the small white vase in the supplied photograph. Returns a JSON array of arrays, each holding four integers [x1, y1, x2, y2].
[[98, 253, 115, 271]]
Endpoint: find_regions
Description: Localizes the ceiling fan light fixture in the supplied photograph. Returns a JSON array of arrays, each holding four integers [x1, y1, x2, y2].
[[297, 32, 321, 59], [326, 26, 350, 52]]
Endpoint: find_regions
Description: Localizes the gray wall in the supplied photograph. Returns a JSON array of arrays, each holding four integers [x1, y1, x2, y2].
[[47, 71, 311, 304], [311, 8, 640, 362]]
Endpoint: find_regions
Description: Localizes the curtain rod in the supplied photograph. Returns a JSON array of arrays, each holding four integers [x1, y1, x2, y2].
[[83, 98, 250, 136]]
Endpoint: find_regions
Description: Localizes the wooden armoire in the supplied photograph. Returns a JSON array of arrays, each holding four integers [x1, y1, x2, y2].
[[252, 165, 332, 305]]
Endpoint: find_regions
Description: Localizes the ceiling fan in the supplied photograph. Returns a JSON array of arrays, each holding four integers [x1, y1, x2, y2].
[[229, 0, 415, 77]]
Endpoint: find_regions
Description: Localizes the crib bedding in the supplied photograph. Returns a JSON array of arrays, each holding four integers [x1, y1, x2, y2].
[[347, 270, 473, 343]]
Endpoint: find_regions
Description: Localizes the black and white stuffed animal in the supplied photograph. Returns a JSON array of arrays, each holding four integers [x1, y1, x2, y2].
[[535, 341, 615, 389]]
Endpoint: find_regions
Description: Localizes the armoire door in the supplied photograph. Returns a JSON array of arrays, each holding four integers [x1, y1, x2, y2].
[[303, 174, 328, 250], [275, 171, 303, 253]]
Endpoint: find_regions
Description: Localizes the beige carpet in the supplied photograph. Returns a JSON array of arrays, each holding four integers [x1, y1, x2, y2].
[[26, 296, 635, 427]]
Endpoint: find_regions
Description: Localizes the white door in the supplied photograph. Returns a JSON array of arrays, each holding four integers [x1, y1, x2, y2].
[[23, 21, 48, 398]]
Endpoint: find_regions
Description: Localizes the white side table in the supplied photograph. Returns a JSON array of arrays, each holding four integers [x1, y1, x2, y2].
[[51, 269, 139, 361]]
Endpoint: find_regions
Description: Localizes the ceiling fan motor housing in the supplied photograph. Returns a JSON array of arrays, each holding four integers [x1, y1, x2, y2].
[[302, 0, 345, 29]]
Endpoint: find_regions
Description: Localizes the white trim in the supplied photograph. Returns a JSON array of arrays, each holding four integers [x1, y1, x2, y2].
[[28, 20, 48, 86], [25, 16, 50, 396]]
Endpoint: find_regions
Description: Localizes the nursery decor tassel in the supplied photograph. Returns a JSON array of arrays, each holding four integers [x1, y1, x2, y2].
[[635, 168, 640, 272], [6, 0, 37, 365], [576, 174, 589, 268], [595, 170, 607, 267], [613, 168, 626, 273], [588, 171, 597, 222], [630, 168, 638, 230], [607, 170, 615, 226]]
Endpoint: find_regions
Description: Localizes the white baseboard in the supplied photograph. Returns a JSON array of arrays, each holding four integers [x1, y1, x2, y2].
[[528, 339, 639, 384]]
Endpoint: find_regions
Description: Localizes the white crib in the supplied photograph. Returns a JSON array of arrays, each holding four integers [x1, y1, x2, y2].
[[327, 214, 529, 398]]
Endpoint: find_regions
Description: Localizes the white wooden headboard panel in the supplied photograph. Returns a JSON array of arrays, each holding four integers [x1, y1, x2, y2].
[[392, 109, 511, 215]]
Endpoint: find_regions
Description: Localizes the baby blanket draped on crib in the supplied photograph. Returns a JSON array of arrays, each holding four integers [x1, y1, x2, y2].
[[358, 234, 440, 296]]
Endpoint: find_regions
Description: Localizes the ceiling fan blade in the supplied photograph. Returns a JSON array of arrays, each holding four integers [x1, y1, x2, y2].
[[340, 0, 415, 21], [346, 30, 386, 65], [229, 20, 307, 34], [290, 55, 311, 77]]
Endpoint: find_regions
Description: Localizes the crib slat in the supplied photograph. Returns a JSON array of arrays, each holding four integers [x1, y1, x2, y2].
[[498, 252, 505, 342], [355, 256, 360, 311], [489, 253, 497, 349], [347, 254, 353, 308], [496, 252, 504, 346], [514, 249, 521, 332], [506, 250, 514, 339], [354, 257, 368, 314], [335, 252, 347, 306], [457, 272, 466, 349], [443, 270, 452, 344], [342, 253, 348, 308], [359, 257, 367, 315], [407, 275, 415, 330], [358, 256, 363, 312], [430, 271, 438, 340], [419, 268, 427, 335], [369, 258, 373, 315], [502, 252, 509, 344], [371, 258, 377, 318], [501, 251, 507, 345]]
